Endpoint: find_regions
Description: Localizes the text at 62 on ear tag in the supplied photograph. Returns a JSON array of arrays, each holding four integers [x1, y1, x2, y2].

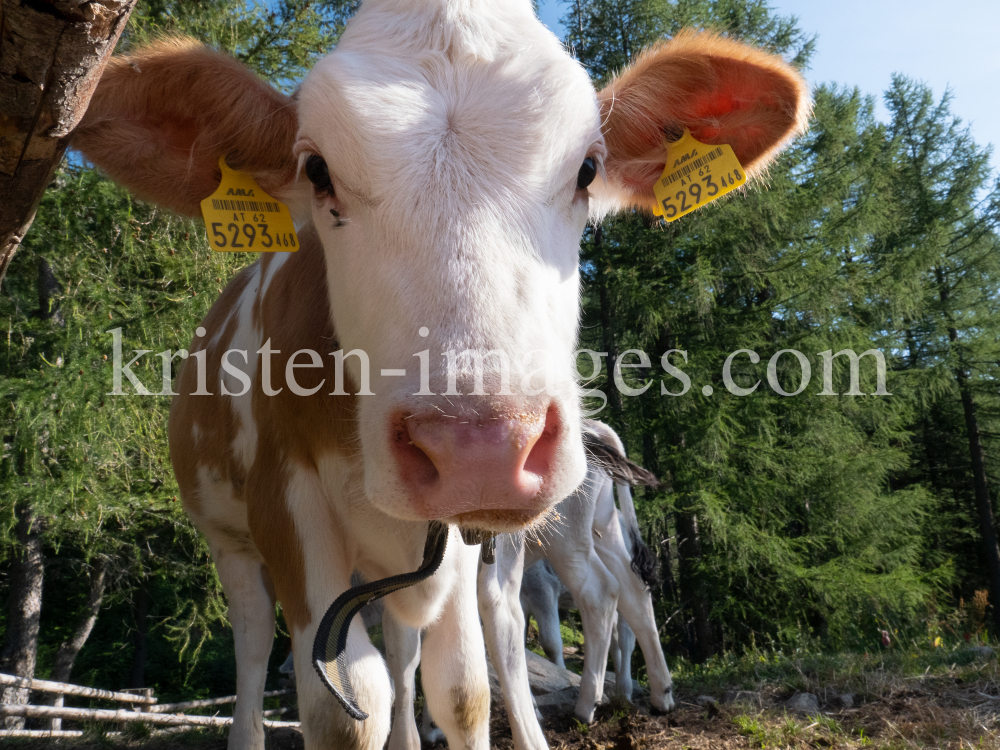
[[200, 156, 299, 252], [652, 129, 746, 222]]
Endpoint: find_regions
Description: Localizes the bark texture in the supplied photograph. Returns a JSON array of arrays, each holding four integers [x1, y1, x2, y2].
[[953, 361, 1000, 638], [128, 585, 149, 689], [595, 226, 626, 434], [0, 504, 45, 729], [675, 507, 714, 662], [0, 0, 137, 285], [49, 559, 107, 683]]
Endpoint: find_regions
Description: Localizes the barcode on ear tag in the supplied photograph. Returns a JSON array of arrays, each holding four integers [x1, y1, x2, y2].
[[651, 129, 746, 222], [200, 156, 299, 251]]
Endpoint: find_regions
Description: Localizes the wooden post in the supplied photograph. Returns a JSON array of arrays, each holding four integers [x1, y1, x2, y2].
[[51, 694, 62, 731], [0, 0, 138, 286]]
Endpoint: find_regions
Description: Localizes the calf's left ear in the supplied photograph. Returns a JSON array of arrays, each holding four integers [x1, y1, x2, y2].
[[597, 30, 811, 211]]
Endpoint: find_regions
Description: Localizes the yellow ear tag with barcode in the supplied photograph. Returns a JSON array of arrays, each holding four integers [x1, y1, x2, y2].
[[201, 157, 299, 252], [652, 130, 746, 222]]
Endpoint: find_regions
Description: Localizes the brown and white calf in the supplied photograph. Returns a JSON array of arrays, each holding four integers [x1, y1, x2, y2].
[[71, 2, 809, 748]]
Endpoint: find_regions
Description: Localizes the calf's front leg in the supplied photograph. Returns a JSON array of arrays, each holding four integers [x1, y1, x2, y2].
[[212, 547, 276, 750], [420, 543, 491, 750], [479, 535, 548, 750], [382, 611, 422, 750]]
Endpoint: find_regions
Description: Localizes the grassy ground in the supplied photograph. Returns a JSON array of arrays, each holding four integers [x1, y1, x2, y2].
[[4, 643, 997, 749]]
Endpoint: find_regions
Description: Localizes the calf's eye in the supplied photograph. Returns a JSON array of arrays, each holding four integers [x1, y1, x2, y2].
[[577, 157, 597, 190], [305, 154, 333, 194]]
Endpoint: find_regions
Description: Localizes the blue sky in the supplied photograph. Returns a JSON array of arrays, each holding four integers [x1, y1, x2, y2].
[[537, 1, 1000, 166]]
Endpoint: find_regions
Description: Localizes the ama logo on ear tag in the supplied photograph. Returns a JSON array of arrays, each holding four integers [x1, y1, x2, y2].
[[651, 130, 746, 222], [200, 156, 299, 251]]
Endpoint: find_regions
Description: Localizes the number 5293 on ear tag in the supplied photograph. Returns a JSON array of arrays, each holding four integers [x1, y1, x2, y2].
[[652, 129, 746, 222], [200, 157, 299, 251]]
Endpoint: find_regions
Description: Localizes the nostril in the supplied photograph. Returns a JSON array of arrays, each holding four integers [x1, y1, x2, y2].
[[393, 417, 438, 488], [522, 404, 560, 481]]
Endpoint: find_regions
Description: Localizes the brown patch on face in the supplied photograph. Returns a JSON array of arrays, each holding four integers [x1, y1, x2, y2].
[[450, 684, 490, 737]]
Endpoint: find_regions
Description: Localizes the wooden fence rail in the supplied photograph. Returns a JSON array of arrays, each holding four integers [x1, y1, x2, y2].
[[0, 703, 299, 729], [148, 688, 293, 713], [0, 672, 158, 704], [0, 671, 299, 736]]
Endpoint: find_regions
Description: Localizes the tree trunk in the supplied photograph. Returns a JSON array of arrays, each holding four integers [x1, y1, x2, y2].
[[938, 275, 1000, 638], [128, 585, 149, 689], [49, 559, 107, 683], [674, 507, 714, 662], [595, 226, 626, 433], [638, 393, 676, 604], [953, 363, 1000, 637], [0, 0, 138, 286], [0, 504, 45, 729]]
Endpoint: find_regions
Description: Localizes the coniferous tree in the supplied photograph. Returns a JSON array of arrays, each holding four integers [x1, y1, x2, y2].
[[569, 0, 933, 656], [877, 76, 1000, 638], [0, 0, 351, 694]]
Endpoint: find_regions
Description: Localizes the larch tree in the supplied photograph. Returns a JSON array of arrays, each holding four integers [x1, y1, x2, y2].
[[877, 76, 1000, 638]]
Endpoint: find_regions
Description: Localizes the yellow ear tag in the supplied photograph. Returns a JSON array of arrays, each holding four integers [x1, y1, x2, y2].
[[200, 156, 299, 252], [651, 129, 746, 222]]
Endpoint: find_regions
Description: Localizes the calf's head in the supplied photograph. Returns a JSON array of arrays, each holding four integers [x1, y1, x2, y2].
[[72, 2, 809, 532]]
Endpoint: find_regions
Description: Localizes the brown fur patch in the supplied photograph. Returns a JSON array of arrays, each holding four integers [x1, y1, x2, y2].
[[250, 226, 358, 473], [71, 36, 298, 217], [598, 29, 811, 208], [450, 684, 490, 736], [173, 228, 362, 634], [170, 266, 254, 517], [246, 451, 312, 630]]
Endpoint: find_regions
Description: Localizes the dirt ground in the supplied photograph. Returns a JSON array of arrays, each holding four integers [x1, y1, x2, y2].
[[10, 676, 999, 750]]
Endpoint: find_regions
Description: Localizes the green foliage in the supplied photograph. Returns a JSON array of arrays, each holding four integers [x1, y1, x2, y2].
[[0, 164, 249, 690], [569, 0, 1000, 658], [3, 0, 1000, 706], [123, 0, 349, 86], [1, 0, 349, 696]]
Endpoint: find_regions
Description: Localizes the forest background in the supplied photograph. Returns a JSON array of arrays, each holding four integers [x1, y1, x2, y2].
[[1, 0, 999, 704]]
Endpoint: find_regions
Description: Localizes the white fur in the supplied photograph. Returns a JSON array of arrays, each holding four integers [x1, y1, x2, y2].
[[293, 0, 599, 521]]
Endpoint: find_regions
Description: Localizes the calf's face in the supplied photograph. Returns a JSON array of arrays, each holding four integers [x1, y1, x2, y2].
[[71, 4, 810, 532], [294, 5, 601, 528]]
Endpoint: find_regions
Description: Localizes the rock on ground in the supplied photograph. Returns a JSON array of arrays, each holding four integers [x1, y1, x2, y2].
[[786, 692, 820, 713], [834, 693, 854, 708], [489, 649, 617, 694]]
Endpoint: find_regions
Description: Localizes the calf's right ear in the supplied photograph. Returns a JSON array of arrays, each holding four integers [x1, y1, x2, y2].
[[71, 37, 299, 217]]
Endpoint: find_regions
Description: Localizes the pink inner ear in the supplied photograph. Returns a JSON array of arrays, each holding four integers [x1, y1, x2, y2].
[[693, 91, 740, 122], [145, 116, 200, 155]]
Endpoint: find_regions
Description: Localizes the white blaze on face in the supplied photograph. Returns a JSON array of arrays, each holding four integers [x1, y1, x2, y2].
[[295, 0, 597, 526]]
